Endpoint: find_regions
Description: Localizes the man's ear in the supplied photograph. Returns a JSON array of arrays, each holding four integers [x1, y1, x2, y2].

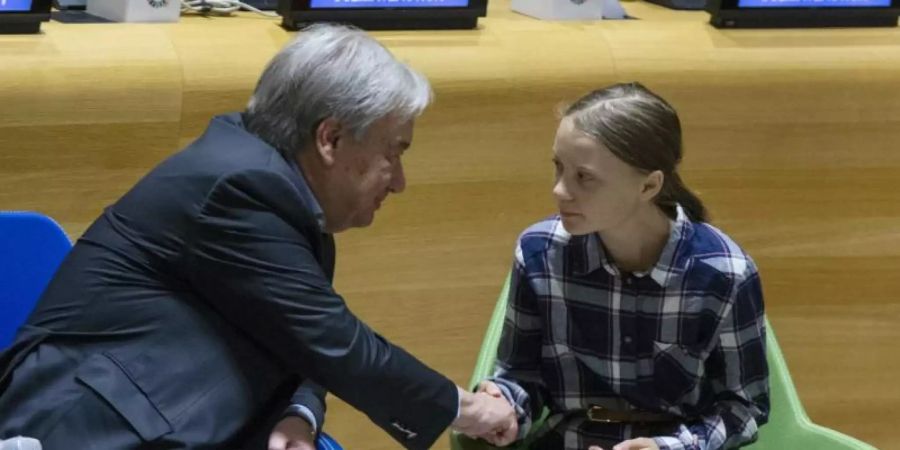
[[314, 117, 342, 167], [641, 170, 664, 201]]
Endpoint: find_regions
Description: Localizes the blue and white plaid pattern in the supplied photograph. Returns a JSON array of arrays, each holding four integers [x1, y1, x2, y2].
[[489, 206, 769, 450]]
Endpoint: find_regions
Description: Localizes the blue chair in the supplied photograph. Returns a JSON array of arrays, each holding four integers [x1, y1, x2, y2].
[[316, 432, 344, 450], [0, 211, 71, 349], [0, 212, 350, 448]]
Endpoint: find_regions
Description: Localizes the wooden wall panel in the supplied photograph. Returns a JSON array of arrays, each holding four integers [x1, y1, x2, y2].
[[1, 3, 897, 448]]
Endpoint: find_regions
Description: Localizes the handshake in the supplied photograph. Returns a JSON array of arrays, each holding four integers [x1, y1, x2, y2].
[[450, 383, 662, 450], [450, 381, 518, 447]]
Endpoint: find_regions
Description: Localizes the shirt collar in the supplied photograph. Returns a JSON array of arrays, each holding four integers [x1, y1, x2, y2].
[[286, 157, 327, 232], [573, 205, 693, 287]]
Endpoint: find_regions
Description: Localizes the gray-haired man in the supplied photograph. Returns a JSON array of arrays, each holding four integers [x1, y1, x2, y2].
[[0, 25, 516, 450]]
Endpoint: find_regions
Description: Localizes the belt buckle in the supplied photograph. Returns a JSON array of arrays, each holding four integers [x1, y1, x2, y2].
[[586, 405, 619, 423]]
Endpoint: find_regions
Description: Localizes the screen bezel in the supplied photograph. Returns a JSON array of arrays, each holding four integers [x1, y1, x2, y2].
[[718, 0, 897, 9], [308, 0, 472, 8], [0, 0, 51, 13], [0, 0, 34, 13], [284, 0, 485, 12], [0, 0, 52, 16]]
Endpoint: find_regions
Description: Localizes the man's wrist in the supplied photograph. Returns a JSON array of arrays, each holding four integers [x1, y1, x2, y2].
[[453, 387, 476, 428]]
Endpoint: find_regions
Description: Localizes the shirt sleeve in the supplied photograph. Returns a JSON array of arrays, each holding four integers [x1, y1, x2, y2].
[[487, 246, 551, 441], [285, 379, 327, 434], [654, 270, 770, 450]]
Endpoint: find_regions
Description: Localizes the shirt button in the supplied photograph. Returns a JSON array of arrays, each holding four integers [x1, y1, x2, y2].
[[624, 336, 633, 344], [625, 277, 633, 285]]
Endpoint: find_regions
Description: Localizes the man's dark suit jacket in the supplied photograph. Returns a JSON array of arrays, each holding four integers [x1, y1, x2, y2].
[[0, 113, 458, 449]]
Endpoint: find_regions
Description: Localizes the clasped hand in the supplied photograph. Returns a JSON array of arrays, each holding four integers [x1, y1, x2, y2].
[[454, 381, 661, 450], [451, 382, 518, 446]]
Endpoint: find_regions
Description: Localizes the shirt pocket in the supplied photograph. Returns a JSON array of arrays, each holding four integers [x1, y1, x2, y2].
[[651, 340, 707, 406]]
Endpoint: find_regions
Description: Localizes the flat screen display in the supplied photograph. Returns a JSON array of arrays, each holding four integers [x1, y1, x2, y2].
[[309, 0, 469, 8], [0, 0, 33, 11], [738, 0, 890, 7]]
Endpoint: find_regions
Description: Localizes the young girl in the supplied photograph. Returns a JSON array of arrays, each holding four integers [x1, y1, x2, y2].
[[480, 83, 768, 450]]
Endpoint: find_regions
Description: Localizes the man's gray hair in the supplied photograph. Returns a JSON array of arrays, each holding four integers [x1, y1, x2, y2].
[[244, 24, 432, 156]]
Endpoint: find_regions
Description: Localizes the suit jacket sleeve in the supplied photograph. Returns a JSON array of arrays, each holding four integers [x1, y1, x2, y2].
[[182, 169, 458, 449], [287, 380, 327, 432]]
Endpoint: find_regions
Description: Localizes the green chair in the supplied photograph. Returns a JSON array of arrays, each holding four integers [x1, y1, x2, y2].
[[450, 276, 877, 450]]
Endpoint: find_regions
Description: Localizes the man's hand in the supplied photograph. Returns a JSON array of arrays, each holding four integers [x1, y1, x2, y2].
[[474, 379, 518, 445], [452, 386, 518, 446], [268, 416, 316, 450], [588, 437, 661, 450], [476, 380, 504, 398]]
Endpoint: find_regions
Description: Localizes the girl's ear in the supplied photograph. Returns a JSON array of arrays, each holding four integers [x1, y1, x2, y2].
[[641, 170, 664, 202]]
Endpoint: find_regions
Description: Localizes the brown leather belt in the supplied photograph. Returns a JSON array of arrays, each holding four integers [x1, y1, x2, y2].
[[585, 405, 677, 424]]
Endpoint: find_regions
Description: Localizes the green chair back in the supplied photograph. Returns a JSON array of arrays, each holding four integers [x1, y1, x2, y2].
[[450, 275, 876, 450]]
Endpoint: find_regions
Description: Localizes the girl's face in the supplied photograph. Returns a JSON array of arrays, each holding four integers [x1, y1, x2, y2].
[[552, 116, 656, 236]]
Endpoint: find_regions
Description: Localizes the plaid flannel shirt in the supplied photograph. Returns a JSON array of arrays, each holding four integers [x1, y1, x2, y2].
[[489, 206, 769, 450]]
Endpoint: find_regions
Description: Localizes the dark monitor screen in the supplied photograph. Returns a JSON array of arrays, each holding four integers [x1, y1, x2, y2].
[[0, 0, 33, 11], [738, 0, 890, 7], [709, 0, 898, 28], [278, 0, 487, 29], [310, 0, 468, 8], [0, 0, 50, 34]]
